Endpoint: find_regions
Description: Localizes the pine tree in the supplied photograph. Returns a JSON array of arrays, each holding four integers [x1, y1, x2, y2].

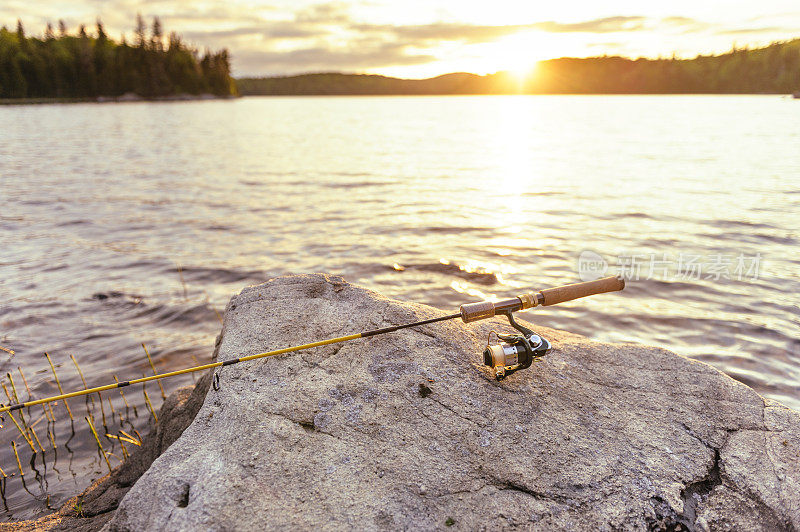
[[96, 18, 107, 44], [1, 16, 236, 99], [95, 18, 110, 94], [77, 24, 95, 95], [151, 17, 163, 51], [134, 13, 146, 48], [168, 31, 181, 52]]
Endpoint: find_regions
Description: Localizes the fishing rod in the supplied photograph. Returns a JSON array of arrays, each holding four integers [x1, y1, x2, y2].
[[0, 275, 624, 417]]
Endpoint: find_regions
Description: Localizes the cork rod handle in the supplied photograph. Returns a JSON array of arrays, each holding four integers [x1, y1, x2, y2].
[[539, 276, 625, 306]]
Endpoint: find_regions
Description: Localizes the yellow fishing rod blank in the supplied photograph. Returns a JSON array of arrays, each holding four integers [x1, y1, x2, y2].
[[0, 275, 623, 416]]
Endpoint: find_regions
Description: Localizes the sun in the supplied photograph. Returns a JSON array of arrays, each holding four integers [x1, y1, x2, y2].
[[486, 32, 547, 84], [507, 61, 538, 84]]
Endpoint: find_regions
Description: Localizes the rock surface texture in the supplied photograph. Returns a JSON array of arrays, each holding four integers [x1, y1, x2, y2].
[[103, 274, 799, 531]]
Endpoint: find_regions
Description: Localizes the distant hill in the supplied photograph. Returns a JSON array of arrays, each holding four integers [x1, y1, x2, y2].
[[238, 39, 800, 95], [236, 72, 495, 95]]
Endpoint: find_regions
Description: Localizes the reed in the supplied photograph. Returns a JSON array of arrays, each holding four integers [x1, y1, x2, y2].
[[0, 346, 14, 355], [4, 377, 29, 430], [7, 411, 36, 452], [70, 354, 107, 427], [9, 376, 34, 440], [17, 365, 47, 429], [119, 438, 129, 460], [17, 367, 34, 401], [45, 353, 73, 421], [26, 412, 47, 430], [6, 373, 21, 406], [85, 416, 111, 472], [0, 463, 7, 478], [141, 381, 158, 424], [177, 263, 188, 300], [105, 433, 135, 458], [189, 355, 200, 382], [46, 424, 57, 451], [12, 441, 24, 477], [107, 395, 118, 422], [142, 344, 166, 400], [1, 381, 12, 405], [113, 375, 138, 417], [28, 425, 45, 453], [70, 354, 94, 413], [44, 405, 54, 423], [112, 375, 130, 409], [118, 429, 141, 446]]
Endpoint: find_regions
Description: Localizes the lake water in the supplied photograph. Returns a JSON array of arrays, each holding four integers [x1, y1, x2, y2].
[[1, 95, 799, 519]]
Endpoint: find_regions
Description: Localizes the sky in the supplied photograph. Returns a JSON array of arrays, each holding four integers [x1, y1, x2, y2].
[[3, 0, 800, 78]]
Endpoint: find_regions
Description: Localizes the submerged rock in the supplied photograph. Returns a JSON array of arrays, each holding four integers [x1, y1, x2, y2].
[[101, 274, 798, 531]]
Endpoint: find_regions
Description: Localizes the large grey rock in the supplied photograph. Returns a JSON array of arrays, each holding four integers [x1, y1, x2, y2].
[[105, 274, 800, 531]]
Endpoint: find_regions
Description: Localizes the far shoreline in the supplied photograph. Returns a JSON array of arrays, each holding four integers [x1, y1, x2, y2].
[[0, 93, 239, 106], [1, 93, 796, 106]]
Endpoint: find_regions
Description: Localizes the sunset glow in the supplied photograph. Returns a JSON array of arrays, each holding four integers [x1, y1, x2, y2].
[[3, 0, 800, 77]]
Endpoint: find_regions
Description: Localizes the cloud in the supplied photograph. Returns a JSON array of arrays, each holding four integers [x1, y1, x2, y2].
[[233, 42, 435, 75], [182, 24, 318, 42], [350, 22, 531, 43], [715, 26, 791, 35], [184, 11, 736, 75], [182, 27, 264, 40], [295, 2, 352, 24], [349, 16, 660, 46], [226, 14, 662, 75], [6, 1, 797, 77], [532, 16, 647, 33], [266, 26, 320, 39]]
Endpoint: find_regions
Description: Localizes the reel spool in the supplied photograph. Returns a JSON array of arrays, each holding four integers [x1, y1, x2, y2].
[[482, 312, 550, 380]]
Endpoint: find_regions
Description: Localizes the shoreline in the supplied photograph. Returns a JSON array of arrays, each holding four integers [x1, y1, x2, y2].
[[1, 93, 796, 106], [0, 93, 238, 106]]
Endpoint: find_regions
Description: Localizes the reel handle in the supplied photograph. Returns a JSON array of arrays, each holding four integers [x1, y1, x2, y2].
[[459, 275, 624, 322], [539, 275, 625, 306]]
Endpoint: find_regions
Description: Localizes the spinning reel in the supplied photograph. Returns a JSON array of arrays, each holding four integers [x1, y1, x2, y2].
[[459, 292, 556, 380], [458, 276, 624, 379], [483, 311, 550, 380]]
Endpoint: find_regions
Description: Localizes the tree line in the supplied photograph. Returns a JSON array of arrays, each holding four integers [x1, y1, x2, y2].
[[532, 40, 800, 94], [238, 39, 800, 95], [0, 16, 237, 99]]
